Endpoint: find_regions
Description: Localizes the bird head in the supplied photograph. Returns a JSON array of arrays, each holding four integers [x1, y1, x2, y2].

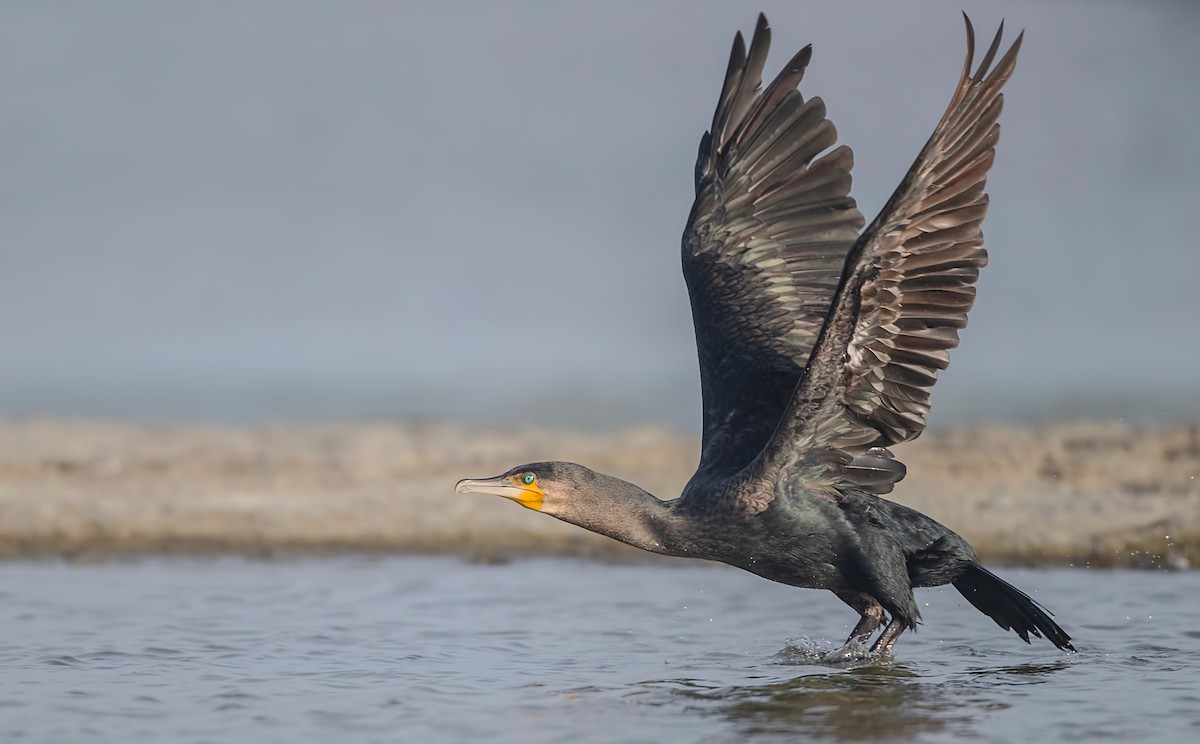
[[455, 461, 594, 515]]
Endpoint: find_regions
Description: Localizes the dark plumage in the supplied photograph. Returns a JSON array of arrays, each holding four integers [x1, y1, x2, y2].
[[457, 14, 1075, 654]]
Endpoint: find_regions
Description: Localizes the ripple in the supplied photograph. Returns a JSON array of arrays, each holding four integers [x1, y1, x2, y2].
[[142, 646, 183, 656]]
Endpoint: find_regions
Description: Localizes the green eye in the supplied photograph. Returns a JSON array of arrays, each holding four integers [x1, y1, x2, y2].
[[522, 473, 536, 485]]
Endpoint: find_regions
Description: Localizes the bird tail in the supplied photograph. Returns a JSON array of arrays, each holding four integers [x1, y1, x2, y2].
[[952, 564, 1076, 652]]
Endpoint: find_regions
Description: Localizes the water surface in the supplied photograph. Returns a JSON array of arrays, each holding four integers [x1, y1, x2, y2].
[[1, 558, 1197, 742]]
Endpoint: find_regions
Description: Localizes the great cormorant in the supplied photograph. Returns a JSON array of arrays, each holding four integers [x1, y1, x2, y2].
[[457, 14, 1074, 654]]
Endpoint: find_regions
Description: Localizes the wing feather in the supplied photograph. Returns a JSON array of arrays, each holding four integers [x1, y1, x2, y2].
[[682, 15, 865, 483], [748, 17, 1023, 503]]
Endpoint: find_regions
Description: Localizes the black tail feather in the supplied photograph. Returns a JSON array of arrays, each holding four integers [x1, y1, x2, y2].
[[952, 564, 1076, 652]]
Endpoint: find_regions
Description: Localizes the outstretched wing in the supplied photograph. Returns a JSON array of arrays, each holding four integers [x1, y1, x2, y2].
[[753, 18, 1023, 502], [683, 14, 865, 480]]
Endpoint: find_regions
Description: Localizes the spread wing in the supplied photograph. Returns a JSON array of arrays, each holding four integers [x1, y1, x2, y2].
[[682, 14, 865, 481], [754, 18, 1023, 503]]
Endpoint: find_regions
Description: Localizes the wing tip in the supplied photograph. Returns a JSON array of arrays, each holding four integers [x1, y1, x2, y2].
[[755, 11, 769, 36], [958, 15, 1024, 86]]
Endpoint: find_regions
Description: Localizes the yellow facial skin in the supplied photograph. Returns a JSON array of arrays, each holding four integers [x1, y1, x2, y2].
[[502, 473, 545, 511], [454, 473, 545, 512]]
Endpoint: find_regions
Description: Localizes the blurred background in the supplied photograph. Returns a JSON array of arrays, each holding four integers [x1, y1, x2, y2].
[[3, 0, 1198, 430]]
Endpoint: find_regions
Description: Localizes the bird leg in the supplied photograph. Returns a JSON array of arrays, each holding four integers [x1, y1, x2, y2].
[[869, 617, 907, 655], [834, 591, 887, 650]]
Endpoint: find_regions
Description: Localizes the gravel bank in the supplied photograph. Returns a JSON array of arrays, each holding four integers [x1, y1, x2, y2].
[[1, 419, 1196, 567]]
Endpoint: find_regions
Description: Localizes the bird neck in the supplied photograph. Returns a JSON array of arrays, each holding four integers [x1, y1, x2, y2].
[[559, 477, 686, 557]]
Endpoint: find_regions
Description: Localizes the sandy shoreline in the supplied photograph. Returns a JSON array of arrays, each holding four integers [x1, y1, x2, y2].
[[0, 419, 1197, 567]]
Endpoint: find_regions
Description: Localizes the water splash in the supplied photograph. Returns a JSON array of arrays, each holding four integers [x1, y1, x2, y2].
[[772, 638, 889, 668]]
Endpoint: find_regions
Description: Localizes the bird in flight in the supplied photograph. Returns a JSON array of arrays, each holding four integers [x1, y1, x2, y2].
[[457, 14, 1074, 655]]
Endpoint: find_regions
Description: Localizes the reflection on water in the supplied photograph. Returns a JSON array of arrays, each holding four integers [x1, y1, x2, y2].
[[708, 665, 970, 741], [632, 653, 1089, 743], [0, 558, 1197, 743], [617, 651, 1085, 743]]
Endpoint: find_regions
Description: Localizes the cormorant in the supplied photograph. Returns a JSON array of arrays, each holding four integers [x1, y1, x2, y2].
[[457, 14, 1075, 654]]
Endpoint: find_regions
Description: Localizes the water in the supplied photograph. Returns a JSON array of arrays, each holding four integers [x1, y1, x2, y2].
[[1, 558, 1197, 743]]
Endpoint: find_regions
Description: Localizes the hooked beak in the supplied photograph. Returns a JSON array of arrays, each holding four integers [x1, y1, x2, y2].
[[455, 474, 545, 511]]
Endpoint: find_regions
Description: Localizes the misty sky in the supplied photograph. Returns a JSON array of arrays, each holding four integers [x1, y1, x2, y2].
[[2, 1, 1198, 429]]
